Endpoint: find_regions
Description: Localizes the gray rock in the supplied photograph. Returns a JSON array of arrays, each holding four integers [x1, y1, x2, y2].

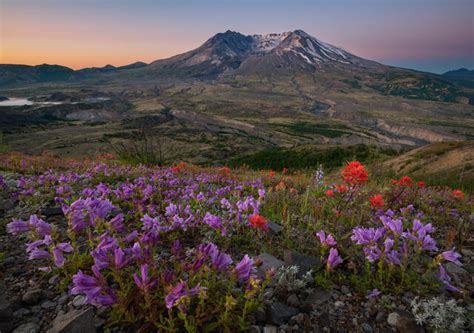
[[267, 302, 298, 325], [256, 253, 284, 278], [283, 250, 320, 277], [461, 249, 473, 257], [341, 286, 350, 294], [361, 323, 373, 333], [387, 310, 424, 333], [302, 288, 331, 311], [267, 221, 283, 235], [291, 313, 305, 325], [0, 281, 13, 333], [13, 322, 40, 333], [334, 301, 344, 308], [13, 307, 31, 318], [263, 326, 277, 333], [41, 300, 57, 309], [249, 325, 261, 333], [42, 206, 64, 217], [445, 262, 467, 275], [0, 199, 15, 212], [286, 294, 299, 308], [47, 308, 96, 333], [22, 289, 46, 305], [3, 256, 16, 266], [57, 294, 68, 306], [72, 295, 85, 307], [48, 276, 60, 286]]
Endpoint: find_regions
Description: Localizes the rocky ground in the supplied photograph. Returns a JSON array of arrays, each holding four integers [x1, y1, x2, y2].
[[0, 172, 473, 333]]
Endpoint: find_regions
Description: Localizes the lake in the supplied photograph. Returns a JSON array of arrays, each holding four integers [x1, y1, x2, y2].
[[0, 98, 34, 106]]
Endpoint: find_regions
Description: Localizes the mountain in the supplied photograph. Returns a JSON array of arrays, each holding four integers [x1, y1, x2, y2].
[[78, 61, 148, 74], [442, 68, 474, 88], [0, 64, 76, 87], [0, 61, 148, 87], [144, 30, 380, 78]]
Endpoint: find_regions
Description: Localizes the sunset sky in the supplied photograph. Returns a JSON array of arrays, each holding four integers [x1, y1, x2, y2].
[[1, 0, 472, 73]]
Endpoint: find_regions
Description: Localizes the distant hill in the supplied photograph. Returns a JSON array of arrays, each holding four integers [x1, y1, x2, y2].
[[378, 141, 474, 191], [0, 61, 148, 87], [442, 68, 474, 88], [0, 64, 76, 87]]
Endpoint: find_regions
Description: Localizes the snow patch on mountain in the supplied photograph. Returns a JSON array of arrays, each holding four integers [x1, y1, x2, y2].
[[252, 32, 291, 52]]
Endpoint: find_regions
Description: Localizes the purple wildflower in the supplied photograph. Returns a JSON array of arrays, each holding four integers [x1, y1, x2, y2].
[[441, 249, 462, 266], [109, 214, 124, 232], [316, 230, 337, 247], [28, 249, 50, 260], [29, 215, 52, 237], [367, 289, 381, 298], [351, 227, 385, 245], [326, 248, 343, 271], [6, 219, 30, 235], [71, 269, 116, 306], [165, 281, 201, 309], [439, 265, 460, 293], [133, 264, 157, 291], [235, 255, 255, 281]]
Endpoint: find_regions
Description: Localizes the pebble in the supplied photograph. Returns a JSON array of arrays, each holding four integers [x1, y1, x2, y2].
[[361, 323, 373, 333], [72, 295, 86, 307], [41, 300, 57, 309], [13, 307, 31, 318], [263, 325, 277, 333], [334, 301, 344, 308], [22, 289, 46, 305], [286, 294, 299, 307], [461, 249, 474, 257], [387, 312, 400, 327], [249, 325, 261, 333], [57, 294, 68, 306], [341, 286, 350, 294]]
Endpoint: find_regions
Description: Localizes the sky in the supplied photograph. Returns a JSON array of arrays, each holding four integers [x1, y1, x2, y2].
[[0, 0, 473, 74]]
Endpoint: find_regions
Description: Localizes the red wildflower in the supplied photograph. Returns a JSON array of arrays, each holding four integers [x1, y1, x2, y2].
[[268, 171, 275, 177], [282, 168, 288, 174], [172, 162, 187, 173], [219, 167, 231, 176], [325, 189, 334, 197], [290, 188, 298, 194], [452, 189, 465, 200], [249, 214, 268, 230], [369, 194, 385, 209], [335, 184, 347, 193], [417, 181, 425, 188], [399, 176, 413, 187], [341, 161, 369, 186], [275, 181, 286, 191], [391, 179, 399, 186]]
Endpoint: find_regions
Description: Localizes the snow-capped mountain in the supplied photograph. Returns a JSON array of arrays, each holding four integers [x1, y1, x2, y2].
[[147, 30, 379, 78]]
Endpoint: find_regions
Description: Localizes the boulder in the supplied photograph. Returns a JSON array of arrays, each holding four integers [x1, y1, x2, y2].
[[13, 322, 40, 333], [301, 288, 331, 312], [267, 221, 283, 235], [42, 206, 64, 217], [266, 302, 298, 325], [256, 253, 284, 278], [47, 308, 96, 333]]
